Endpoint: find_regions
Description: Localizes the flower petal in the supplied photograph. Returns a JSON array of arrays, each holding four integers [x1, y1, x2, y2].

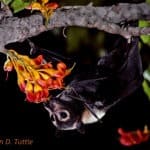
[[45, 2, 59, 9]]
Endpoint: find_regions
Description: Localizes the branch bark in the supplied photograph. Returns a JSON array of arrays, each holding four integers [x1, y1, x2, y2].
[[0, 3, 150, 50]]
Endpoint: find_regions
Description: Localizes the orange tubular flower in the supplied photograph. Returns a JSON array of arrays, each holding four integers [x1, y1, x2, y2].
[[26, 0, 59, 24], [4, 50, 72, 103], [118, 125, 150, 146]]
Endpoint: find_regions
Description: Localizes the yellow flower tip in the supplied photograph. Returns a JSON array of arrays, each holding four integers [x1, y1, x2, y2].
[[34, 84, 42, 93], [30, 2, 42, 10], [25, 82, 33, 92], [42, 0, 49, 5], [20, 71, 31, 81], [39, 72, 50, 80], [20, 55, 32, 64], [31, 69, 41, 80], [40, 68, 57, 76], [17, 73, 24, 83], [17, 74, 26, 92]]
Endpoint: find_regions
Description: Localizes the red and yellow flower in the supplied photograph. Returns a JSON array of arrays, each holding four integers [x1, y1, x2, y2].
[[4, 50, 73, 103], [26, 0, 59, 24], [118, 125, 150, 146]]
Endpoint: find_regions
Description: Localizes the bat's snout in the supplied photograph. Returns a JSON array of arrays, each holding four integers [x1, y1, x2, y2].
[[44, 98, 82, 130]]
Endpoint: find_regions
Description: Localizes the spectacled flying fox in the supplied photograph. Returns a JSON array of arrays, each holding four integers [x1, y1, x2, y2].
[[44, 37, 143, 131]]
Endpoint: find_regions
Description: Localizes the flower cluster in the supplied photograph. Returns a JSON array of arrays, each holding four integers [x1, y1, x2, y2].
[[4, 50, 72, 103], [26, 0, 58, 24], [118, 125, 150, 146]]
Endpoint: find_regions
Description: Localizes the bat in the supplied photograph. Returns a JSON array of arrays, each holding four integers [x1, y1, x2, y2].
[[44, 37, 143, 131]]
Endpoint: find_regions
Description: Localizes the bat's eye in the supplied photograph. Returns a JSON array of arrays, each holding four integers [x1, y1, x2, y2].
[[56, 110, 70, 122], [60, 112, 67, 118]]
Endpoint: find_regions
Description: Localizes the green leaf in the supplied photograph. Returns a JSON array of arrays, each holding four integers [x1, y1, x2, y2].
[[143, 68, 150, 82], [143, 67, 150, 100], [143, 80, 150, 100], [10, 0, 30, 13], [146, 0, 150, 4], [139, 20, 150, 45]]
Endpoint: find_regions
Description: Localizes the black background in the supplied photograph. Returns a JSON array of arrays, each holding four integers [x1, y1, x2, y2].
[[1, 0, 150, 149]]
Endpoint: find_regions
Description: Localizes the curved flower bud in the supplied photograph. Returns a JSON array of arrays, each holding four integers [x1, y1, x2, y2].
[[3, 50, 73, 103], [26, 0, 59, 24], [4, 58, 14, 72]]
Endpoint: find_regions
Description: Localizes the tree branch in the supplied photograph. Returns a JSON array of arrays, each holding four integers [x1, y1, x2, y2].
[[0, 3, 150, 51]]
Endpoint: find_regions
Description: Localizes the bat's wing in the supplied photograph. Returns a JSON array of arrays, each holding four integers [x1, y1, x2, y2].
[[70, 37, 144, 124], [117, 38, 143, 99], [97, 37, 143, 104], [68, 37, 143, 107]]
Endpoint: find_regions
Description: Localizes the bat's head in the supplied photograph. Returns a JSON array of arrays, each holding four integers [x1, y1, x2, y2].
[[44, 37, 142, 131], [44, 91, 85, 131], [44, 88, 106, 131]]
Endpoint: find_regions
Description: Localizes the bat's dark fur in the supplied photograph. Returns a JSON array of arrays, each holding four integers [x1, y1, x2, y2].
[[44, 37, 143, 131]]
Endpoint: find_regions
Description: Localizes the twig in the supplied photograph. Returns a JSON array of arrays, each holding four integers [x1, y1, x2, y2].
[[0, 3, 150, 51]]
